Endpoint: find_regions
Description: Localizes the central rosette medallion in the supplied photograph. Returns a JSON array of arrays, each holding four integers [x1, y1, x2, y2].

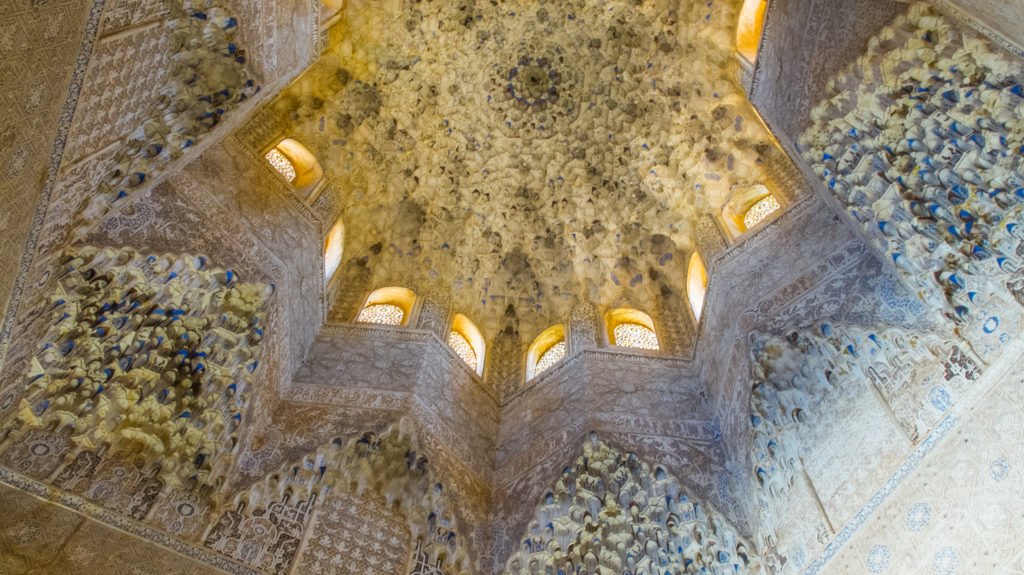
[[507, 57, 560, 107]]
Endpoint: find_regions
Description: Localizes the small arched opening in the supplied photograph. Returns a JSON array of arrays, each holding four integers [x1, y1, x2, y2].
[[320, 0, 345, 27], [449, 313, 486, 376], [324, 218, 345, 283], [526, 325, 567, 382], [605, 309, 660, 351], [264, 138, 324, 202], [356, 287, 416, 326], [736, 0, 769, 65], [721, 185, 781, 240], [687, 252, 709, 322]]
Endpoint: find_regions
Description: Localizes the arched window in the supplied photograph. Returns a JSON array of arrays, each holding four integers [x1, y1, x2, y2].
[[736, 0, 768, 64], [605, 309, 660, 351], [356, 287, 416, 326], [449, 313, 486, 375], [743, 194, 781, 229], [687, 252, 708, 322], [324, 218, 345, 282], [526, 325, 567, 382], [721, 185, 781, 240], [264, 138, 324, 202]]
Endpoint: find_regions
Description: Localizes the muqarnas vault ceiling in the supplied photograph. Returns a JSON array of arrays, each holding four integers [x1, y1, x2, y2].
[[244, 0, 788, 336], [7, 0, 1024, 573]]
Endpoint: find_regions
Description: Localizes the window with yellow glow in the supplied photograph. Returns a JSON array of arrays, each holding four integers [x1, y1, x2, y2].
[[324, 218, 345, 282], [687, 252, 709, 322], [605, 308, 660, 351], [263, 138, 324, 202], [320, 0, 344, 26], [526, 324, 567, 381], [743, 194, 781, 229], [264, 148, 296, 182], [736, 0, 768, 64], [356, 304, 405, 325], [448, 313, 486, 375], [722, 185, 781, 240], [613, 324, 659, 350], [534, 342, 567, 377], [448, 332, 477, 368], [356, 287, 416, 326]]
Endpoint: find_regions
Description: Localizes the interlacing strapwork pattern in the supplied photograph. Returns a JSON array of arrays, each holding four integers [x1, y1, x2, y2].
[[743, 194, 781, 229], [613, 322, 660, 350], [534, 341, 566, 376], [357, 304, 405, 325], [447, 331, 476, 369], [503, 434, 759, 574], [264, 148, 297, 182]]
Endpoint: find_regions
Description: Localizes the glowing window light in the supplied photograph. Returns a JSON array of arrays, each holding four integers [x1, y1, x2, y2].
[[324, 219, 345, 281], [448, 331, 477, 369], [736, 0, 768, 63], [534, 341, 567, 377], [356, 304, 405, 326], [743, 194, 781, 229], [688, 252, 708, 322], [613, 323, 660, 350], [265, 148, 297, 183]]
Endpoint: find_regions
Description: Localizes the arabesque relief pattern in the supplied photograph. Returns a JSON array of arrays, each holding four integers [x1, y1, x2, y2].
[[0, 0, 96, 353], [205, 419, 469, 575], [69, 0, 260, 243], [0, 406, 473, 574], [293, 490, 411, 575]]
